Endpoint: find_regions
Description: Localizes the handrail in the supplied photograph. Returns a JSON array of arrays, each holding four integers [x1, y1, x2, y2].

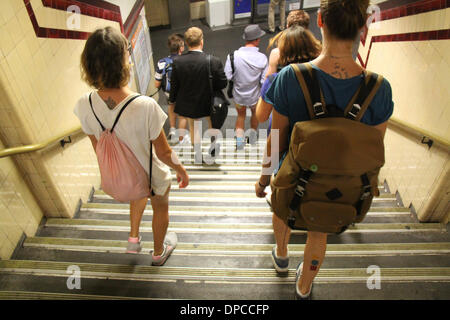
[[389, 117, 450, 149], [0, 117, 448, 159], [0, 125, 83, 159]]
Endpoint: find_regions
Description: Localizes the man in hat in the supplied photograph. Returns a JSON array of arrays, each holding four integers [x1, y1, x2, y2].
[[224, 24, 268, 149]]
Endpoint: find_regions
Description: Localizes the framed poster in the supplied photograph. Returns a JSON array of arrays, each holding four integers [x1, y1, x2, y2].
[[234, 0, 252, 19], [302, 0, 320, 9], [130, 16, 151, 95]]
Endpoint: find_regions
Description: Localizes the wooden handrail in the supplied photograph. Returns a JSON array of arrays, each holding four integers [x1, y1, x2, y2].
[[0, 126, 83, 159], [389, 117, 450, 149]]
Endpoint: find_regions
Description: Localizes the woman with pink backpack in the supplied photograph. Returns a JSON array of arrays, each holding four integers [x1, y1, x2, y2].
[[74, 27, 189, 266]]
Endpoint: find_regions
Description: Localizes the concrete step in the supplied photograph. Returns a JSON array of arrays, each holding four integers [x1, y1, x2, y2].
[[1, 274, 449, 299], [37, 226, 450, 245], [75, 210, 417, 224], [1, 260, 449, 284], [44, 218, 445, 234], [22, 237, 450, 259]]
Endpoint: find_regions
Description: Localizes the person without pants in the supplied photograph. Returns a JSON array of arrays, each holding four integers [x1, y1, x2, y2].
[[74, 27, 189, 266], [154, 33, 188, 143], [224, 24, 268, 150], [169, 27, 227, 163], [255, 0, 394, 299]]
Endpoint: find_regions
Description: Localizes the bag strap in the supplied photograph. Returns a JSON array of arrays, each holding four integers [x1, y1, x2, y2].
[[89, 93, 105, 131], [207, 54, 214, 108], [89, 93, 141, 132], [111, 95, 141, 132], [230, 51, 235, 76], [343, 71, 384, 122], [291, 63, 327, 120], [149, 141, 155, 196]]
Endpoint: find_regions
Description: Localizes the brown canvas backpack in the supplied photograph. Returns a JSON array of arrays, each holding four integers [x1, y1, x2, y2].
[[270, 63, 386, 234]]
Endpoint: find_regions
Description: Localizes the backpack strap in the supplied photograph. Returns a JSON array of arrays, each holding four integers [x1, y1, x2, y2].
[[89, 93, 141, 132], [89, 93, 105, 131], [110, 95, 141, 132], [230, 51, 235, 76], [343, 71, 384, 122], [291, 63, 327, 120]]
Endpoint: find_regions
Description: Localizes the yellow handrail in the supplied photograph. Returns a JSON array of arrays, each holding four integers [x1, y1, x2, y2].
[[0, 116, 448, 159], [389, 117, 450, 148], [0, 125, 83, 159]]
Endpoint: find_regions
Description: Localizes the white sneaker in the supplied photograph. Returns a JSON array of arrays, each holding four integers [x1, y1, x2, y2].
[[167, 127, 176, 142], [177, 135, 191, 146]]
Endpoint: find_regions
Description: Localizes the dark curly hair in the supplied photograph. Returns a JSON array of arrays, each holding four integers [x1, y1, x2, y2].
[[81, 27, 131, 89]]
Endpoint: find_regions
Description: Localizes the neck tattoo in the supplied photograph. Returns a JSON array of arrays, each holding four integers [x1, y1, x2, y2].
[[104, 97, 117, 110]]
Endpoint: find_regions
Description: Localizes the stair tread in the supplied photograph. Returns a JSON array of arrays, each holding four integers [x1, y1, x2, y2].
[[1, 260, 450, 282], [24, 237, 450, 254], [45, 218, 444, 232]]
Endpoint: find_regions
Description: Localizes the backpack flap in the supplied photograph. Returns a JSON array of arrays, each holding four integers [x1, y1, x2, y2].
[[290, 118, 385, 176], [300, 201, 356, 234]]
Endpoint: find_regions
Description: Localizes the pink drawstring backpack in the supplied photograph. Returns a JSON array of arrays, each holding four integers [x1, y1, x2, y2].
[[89, 93, 154, 203]]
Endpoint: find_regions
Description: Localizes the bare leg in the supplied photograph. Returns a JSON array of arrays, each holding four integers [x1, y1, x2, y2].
[[129, 196, 148, 238], [150, 186, 171, 256], [250, 105, 258, 131], [178, 116, 188, 141], [272, 212, 291, 257], [299, 231, 328, 295], [168, 103, 177, 129], [235, 105, 246, 138]]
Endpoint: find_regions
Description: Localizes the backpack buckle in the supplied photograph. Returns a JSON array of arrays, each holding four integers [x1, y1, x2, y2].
[[348, 104, 361, 119], [360, 185, 371, 200], [294, 184, 305, 198], [313, 102, 325, 117]]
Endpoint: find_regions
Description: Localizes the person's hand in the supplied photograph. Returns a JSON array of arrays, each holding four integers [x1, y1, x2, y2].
[[177, 168, 189, 189], [255, 181, 268, 198]]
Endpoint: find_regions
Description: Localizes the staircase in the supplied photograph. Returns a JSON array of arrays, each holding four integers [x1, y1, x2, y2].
[[0, 139, 449, 300]]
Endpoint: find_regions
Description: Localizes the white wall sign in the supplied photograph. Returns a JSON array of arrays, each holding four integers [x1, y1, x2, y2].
[[302, 0, 320, 9], [289, 1, 301, 11]]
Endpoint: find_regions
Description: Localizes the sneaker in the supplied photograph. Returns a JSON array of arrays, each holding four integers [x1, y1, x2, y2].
[[126, 236, 142, 254], [177, 135, 191, 146], [167, 127, 176, 142], [236, 137, 245, 150], [295, 262, 313, 300], [271, 246, 289, 273], [151, 232, 178, 266], [209, 142, 220, 158], [248, 130, 257, 145]]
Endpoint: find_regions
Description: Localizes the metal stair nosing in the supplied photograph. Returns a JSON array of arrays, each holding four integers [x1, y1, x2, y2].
[[22, 237, 450, 257], [1, 260, 449, 284], [43, 218, 446, 234]]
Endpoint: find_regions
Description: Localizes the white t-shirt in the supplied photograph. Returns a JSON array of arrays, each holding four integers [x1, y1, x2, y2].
[[74, 92, 171, 196]]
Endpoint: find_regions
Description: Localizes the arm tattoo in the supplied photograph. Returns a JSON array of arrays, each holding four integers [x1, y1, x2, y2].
[[330, 62, 349, 79], [103, 97, 117, 110]]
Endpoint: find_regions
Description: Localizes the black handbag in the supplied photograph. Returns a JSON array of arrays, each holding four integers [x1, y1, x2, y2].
[[207, 54, 229, 129]]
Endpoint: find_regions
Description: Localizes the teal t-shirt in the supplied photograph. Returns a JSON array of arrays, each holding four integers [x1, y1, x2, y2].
[[265, 63, 394, 133]]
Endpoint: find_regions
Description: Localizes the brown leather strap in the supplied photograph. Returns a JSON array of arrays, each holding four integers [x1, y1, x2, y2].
[[356, 72, 384, 122], [343, 71, 384, 122], [291, 63, 315, 119]]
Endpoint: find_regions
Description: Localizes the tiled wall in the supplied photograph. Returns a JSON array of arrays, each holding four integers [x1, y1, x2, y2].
[[359, 0, 449, 222], [0, 140, 43, 260], [0, 0, 149, 258]]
